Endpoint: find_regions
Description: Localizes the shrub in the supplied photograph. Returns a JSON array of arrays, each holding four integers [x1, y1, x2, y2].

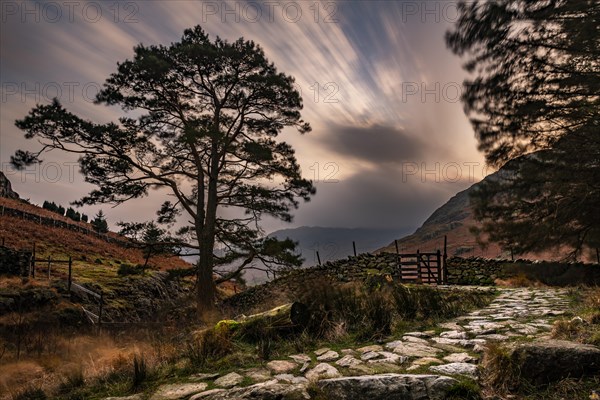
[[188, 328, 233, 367], [12, 387, 47, 400], [117, 263, 145, 276]]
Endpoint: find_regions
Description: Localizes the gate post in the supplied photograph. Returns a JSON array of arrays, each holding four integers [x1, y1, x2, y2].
[[436, 250, 442, 284], [416, 250, 422, 282]]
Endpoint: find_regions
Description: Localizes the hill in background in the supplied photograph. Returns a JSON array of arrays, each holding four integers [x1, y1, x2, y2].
[[375, 161, 594, 262]]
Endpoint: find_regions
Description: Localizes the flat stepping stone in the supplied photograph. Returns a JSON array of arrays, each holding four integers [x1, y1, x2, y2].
[[403, 331, 432, 338], [430, 362, 478, 378], [442, 352, 477, 363], [305, 363, 341, 381], [150, 383, 208, 400], [289, 354, 311, 363], [439, 322, 464, 331], [245, 368, 271, 382], [361, 351, 382, 361], [317, 350, 340, 361], [439, 330, 468, 340], [392, 342, 441, 358], [266, 360, 297, 374], [356, 344, 383, 353], [402, 336, 430, 345], [103, 395, 143, 400], [336, 355, 363, 367], [214, 372, 243, 388], [367, 351, 404, 364], [385, 340, 404, 350], [314, 347, 331, 356]]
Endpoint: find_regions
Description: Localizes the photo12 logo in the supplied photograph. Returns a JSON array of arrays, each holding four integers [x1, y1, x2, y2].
[[401, 162, 492, 183], [1, 1, 139, 24], [2, 162, 79, 184], [401, 82, 463, 103], [1, 81, 101, 104], [199, 1, 339, 24]]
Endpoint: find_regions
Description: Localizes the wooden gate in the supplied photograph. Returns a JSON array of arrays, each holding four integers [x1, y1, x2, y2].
[[394, 236, 448, 285]]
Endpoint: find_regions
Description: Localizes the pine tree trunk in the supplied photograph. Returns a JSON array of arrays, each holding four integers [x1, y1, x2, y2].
[[196, 244, 216, 318]]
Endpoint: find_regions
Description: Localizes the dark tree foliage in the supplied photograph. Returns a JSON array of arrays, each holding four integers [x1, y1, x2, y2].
[[118, 220, 175, 267], [472, 132, 600, 259], [447, 0, 599, 259], [65, 207, 81, 222], [91, 210, 109, 234], [13, 26, 313, 312]]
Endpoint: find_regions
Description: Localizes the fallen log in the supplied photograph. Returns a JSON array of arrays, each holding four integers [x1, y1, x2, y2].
[[238, 302, 310, 329]]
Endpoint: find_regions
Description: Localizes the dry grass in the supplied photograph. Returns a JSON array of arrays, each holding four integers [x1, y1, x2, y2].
[[480, 342, 520, 396], [0, 331, 171, 399], [551, 286, 600, 346], [494, 273, 545, 287]]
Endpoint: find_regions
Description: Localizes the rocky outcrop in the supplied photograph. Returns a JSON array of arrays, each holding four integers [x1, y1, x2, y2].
[[0, 171, 19, 199], [316, 374, 457, 400], [507, 339, 600, 385]]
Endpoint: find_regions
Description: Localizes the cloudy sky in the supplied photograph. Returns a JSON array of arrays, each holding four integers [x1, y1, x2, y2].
[[0, 0, 490, 233]]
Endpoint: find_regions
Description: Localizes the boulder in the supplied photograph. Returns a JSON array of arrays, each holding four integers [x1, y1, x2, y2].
[[506, 339, 600, 385], [317, 374, 457, 400]]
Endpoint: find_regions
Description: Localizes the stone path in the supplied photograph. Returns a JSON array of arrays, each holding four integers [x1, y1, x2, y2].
[[107, 287, 572, 400]]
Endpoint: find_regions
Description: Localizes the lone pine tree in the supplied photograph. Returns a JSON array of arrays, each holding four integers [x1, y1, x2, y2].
[[12, 26, 315, 313]]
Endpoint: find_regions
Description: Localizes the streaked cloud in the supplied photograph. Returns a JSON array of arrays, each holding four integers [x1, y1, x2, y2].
[[1, 0, 486, 232]]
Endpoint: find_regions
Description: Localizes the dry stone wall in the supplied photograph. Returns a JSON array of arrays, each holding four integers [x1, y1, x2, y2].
[[0, 245, 31, 276]]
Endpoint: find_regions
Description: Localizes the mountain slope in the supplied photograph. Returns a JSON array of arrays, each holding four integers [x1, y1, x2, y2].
[[375, 161, 581, 261]]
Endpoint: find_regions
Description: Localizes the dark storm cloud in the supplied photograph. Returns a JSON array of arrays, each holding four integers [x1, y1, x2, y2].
[[322, 124, 428, 165]]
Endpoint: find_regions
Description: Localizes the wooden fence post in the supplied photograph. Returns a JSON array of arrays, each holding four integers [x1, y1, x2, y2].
[[98, 291, 104, 334], [443, 235, 448, 284], [416, 250, 422, 282], [316, 251, 321, 266], [436, 250, 442, 285], [68, 257, 72, 293], [352, 241, 357, 257], [31, 243, 36, 278]]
